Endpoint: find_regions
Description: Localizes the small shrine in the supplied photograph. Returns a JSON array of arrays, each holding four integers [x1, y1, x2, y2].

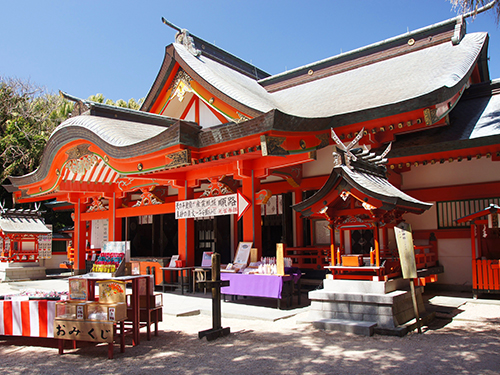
[[293, 129, 438, 335], [457, 204, 500, 298], [0, 206, 52, 281]]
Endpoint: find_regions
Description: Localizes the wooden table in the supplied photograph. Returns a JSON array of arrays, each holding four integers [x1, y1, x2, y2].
[[160, 267, 193, 294]]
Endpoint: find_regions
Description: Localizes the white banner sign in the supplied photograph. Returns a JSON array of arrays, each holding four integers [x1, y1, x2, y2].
[[175, 194, 238, 219]]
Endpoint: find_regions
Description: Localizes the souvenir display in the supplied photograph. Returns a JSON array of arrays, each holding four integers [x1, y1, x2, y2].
[[90, 241, 127, 276]]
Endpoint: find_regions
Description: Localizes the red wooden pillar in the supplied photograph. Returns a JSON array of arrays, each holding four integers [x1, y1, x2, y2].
[[108, 193, 122, 241], [74, 199, 87, 274], [241, 172, 262, 259], [178, 182, 195, 266]]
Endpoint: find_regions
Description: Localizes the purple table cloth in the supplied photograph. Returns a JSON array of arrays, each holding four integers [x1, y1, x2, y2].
[[220, 273, 293, 299]]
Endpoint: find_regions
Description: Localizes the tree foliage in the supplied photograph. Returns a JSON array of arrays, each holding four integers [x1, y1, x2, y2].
[[87, 93, 144, 109], [449, 0, 500, 21], [0, 77, 72, 183]]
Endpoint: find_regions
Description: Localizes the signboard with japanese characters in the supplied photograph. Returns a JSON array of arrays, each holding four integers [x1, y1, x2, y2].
[[175, 194, 238, 219], [54, 320, 116, 343], [394, 222, 417, 279], [38, 224, 52, 259]]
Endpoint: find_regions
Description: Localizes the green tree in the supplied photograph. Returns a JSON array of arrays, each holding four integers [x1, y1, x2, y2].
[[87, 94, 144, 109], [0, 77, 72, 183]]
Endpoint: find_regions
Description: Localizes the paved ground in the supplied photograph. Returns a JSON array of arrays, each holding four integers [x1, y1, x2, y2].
[[0, 277, 499, 374]]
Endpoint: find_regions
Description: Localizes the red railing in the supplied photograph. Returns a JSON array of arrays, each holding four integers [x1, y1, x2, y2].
[[473, 259, 500, 293], [285, 246, 329, 270]]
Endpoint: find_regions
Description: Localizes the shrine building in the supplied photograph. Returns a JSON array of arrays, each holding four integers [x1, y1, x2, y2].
[[4, 14, 500, 291]]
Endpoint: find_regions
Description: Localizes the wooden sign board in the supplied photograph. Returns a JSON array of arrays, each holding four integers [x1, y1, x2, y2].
[[276, 243, 285, 276], [54, 319, 116, 343], [250, 248, 258, 263], [394, 222, 417, 279]]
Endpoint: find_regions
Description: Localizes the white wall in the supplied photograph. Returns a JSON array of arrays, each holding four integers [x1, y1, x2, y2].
[[303, 145, 333, 177], [435, 238, 472, 287], [404, 204, 438, 231], [401, 157, 500, 190]]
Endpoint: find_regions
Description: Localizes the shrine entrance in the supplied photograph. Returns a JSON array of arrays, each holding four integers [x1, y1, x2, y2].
[[351, 229, 374, 255]]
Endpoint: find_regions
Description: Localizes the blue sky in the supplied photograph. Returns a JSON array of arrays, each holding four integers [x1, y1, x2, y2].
[[1, 1, 498, 102]]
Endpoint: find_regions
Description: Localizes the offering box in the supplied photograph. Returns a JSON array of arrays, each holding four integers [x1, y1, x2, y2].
[[85, 302, 127, 322], [56, 301, 87, 320], [342, 254, 364, 267], [97, 280, 126, 303]]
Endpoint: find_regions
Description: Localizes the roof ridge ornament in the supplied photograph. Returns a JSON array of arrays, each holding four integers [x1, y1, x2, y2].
[[331, 128, 390, 175], [162, 17, 201, 57]]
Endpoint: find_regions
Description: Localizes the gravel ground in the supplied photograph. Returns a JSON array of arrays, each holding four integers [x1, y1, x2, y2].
[[0, 286, 499, 374]]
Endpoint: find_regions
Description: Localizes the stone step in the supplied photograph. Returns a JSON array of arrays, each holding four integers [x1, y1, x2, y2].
[[312, 318, 377, 336]]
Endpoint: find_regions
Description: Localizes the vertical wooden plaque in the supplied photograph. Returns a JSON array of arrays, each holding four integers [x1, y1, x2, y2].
[[276, 243, 285, 276]]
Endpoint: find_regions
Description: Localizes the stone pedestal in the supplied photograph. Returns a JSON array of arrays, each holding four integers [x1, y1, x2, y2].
[[0, 262, 46, 282], [307, 278, 425, 335]]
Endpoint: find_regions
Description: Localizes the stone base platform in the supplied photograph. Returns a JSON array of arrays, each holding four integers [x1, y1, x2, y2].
[[307, 278, 426, 336], [0, 262, 46, 282]]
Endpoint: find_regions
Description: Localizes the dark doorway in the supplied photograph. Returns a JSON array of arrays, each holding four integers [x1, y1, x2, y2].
[[129, 214, 177, 258], [351, 229, 374, 254], [195, 215, 231, 265]]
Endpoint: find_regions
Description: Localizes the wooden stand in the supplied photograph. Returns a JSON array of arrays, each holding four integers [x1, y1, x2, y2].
[[198, 253, 230, 341]]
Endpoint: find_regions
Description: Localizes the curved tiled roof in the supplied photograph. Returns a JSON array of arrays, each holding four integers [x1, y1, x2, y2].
[[271, 33, 487, 118], [176, 28, 487, 121], [55, 115, 167, 147], [174, 43, 277, 114]]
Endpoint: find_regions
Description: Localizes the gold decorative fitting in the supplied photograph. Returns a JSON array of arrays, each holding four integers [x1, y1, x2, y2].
[[416, 118, 422, 124], [405, 162, 410, 167], [103, 155, 109, 163], [380, 126, 385, 132], [398, 122, 403, 129], [414, 162, 419, 167], [39, 187, 42, 192], [363, 130, 368, 136], [486, 153, 491, 158], [137, 163, 143, 171], [440, 159, 445, 164], [431, 159, 435, 164], [390, 165, 395, 169], [371, 128, 377, 134], [56, 169, 60, 176], [389, 124, 394, 131], [209, 97, 214, 104], [448, 158, 453, 162], [398, 163, 403, 169], [347, 133, 352, 139], [308, 70, 314, 75], [299, 140, 306, 149], [457, 156, 463, 162], [423, 160, 428, 165], [407, 121, 412, 127], [476, 154, 481, 159], [408, 38, 415, 46]]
